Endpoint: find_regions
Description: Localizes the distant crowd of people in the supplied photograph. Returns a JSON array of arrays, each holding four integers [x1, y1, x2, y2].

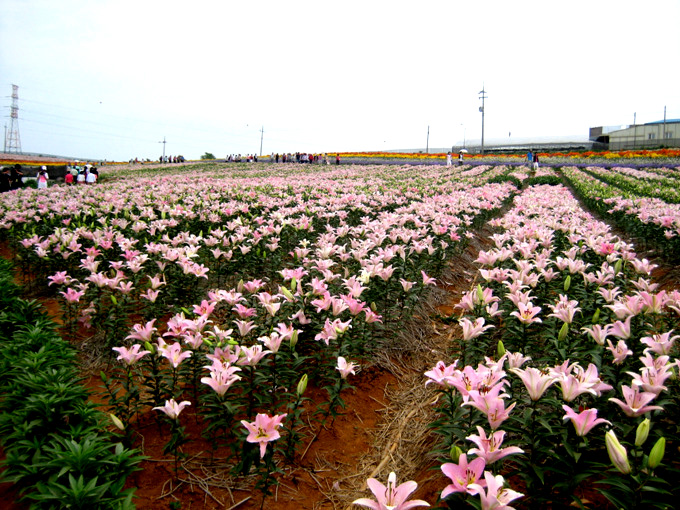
[[224, 153, 341, 165], [159, 155, 185, 164], [66, 164, 99, 185], [0, 163, 100, 192]]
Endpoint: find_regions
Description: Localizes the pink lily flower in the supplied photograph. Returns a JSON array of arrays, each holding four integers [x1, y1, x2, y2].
[[557, 373, 598, 402], [153, 399, 191, 420], [627, 366, 671, 396], [609, 384, 664, 417], [60, 287, 85, 303], [465, 383, 516, 429], [240, 279, 262, 294], [237, 344, 271, 366], [233, 319, 256, 337], [352, 471, 430, 510], [638, 290, 668, 314], [455, 291, 477, 312], [125, 319, 157, 343], [205, 346, 240, 365], [259, 333, 284, 354], [193, 299, 216, 317], [201, 364, 242, 397], [399, 279, 415, 292], [140, 289, 160, 302], [424, 360, 458, 388], [232, 303, 257, 318], [582, 324, 610, 346], [562, 405, 611, 436], [459, 317, 494, 341], [641, 331, 679, 356], [158, 341, 192, 368], [273, 322, 296, 341], [510, 367, 557, 401], [241, 413, 287, 459], [629, 257, 657, 275], [468, 472, 523, 510], [441, 454, 487, 497], [112, 344, 151, 365], [509, 301, 542, 324], [364, 309, 383, 324], [311, 292, 333, 312], [505, 351, 531, 370], [330, 297, 349, 316], [606, 339, 633, 364], [421, 271, 436, 286], [608, 316, 632, 340], [342, 294, 367, 316], [336, 356, 358, 379], [47, 271, 71, 286], [466, 426, 524, 464]]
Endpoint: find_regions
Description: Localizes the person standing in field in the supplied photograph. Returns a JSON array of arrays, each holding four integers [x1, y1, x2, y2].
[[527, 150, 533, 166], [10, 164, 23, 189], [336, 154, 340, 165], [37, 166, 49, 189], [0, 167, 11, 192], [533, 152, 540, 170], [446, 152, 452, 166], [458, 151, 464, 165]]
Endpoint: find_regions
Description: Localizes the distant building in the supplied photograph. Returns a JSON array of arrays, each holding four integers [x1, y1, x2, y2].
[[590, 120, 680, 150]]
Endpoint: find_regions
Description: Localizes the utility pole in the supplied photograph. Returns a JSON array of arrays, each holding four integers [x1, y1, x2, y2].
[[426, 125, 430, 154], [6, 84, 22, 153], [663, 106, 667, 144], [479, 86, 487, 155], [159, 136, 167, 161], [259, 126, 264, 157]]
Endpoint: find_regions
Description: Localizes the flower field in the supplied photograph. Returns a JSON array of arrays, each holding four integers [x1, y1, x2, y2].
[[1, 160, 680, 509]]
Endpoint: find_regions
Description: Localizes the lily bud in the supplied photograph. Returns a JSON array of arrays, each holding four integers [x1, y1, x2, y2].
[[592, 308, 601, 324], [563, 275, 571, 292], [144, 341, 156, 355], [290, 277, 297, 292], [648, 437, 666, 469], [109, 413, 125, 431], [614, 259, 622, 276], [370, 302, 377, 312], [476, 284, 484, 304], [296, 374, 308, 396], [497, 340, 506, 358], [280, 285, 295, 301], [635, 418, 651, 447], [558, 322, 569, 343], [449, 445, 463, 463], [605, 430, 631, 474], [290, 329, 299, 350], [237, 279, 244, 293]]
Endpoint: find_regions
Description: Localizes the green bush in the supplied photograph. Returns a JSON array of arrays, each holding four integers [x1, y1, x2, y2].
[[0, 259, 145, 509]]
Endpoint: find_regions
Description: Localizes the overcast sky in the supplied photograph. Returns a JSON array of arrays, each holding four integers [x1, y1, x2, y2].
[[2, 0, 679, 161]]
